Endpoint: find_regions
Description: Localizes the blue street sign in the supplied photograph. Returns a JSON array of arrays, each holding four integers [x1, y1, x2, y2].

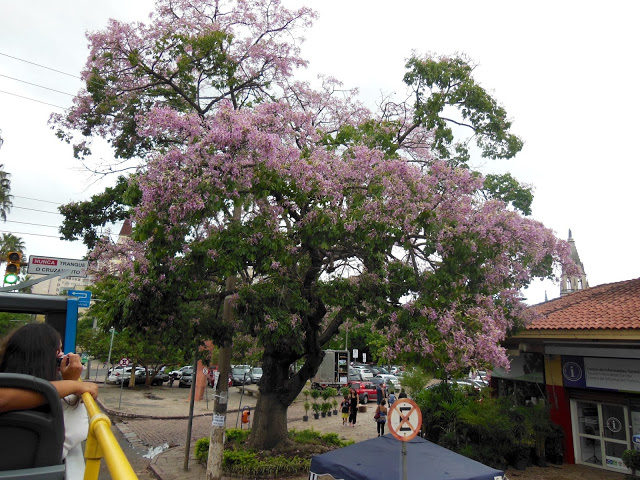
[[68, 289, 92, 308]]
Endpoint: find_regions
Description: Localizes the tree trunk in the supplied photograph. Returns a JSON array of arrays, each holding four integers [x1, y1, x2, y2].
[[250, 391, 289, 449], [248, 344, 325, 449]]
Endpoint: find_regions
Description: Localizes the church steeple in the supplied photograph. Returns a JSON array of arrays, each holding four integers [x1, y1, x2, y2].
[[560, 229, 589, 296]]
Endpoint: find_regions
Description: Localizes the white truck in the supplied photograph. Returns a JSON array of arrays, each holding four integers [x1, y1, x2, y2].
[[311, 349, 350, 390]]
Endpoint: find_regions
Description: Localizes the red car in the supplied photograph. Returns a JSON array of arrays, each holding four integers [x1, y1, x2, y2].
[[347, 381, 378, 404]]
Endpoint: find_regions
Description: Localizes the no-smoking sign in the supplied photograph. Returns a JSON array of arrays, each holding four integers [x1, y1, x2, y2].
[[388, 399, 422, 441]]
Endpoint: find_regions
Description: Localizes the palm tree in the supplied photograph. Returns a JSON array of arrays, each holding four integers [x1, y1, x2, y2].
[[0, 163, 12, 222], [0, 233, 25, 258]]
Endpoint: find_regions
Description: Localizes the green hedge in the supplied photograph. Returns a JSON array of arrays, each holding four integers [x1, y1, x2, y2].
[[194, 428, 353, 476], [414, 382, 561, 470]]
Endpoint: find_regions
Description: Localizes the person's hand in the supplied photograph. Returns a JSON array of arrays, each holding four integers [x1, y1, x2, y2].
[[76, 382, 99, 400], [60, 353, 83, 380]]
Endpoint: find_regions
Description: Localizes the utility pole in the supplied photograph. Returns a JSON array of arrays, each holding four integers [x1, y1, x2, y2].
[[206, 278, 234, 480], [207, 204, 240, 480]]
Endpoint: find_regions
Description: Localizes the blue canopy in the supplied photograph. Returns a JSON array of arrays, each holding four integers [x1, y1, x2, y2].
[[310, 435, 504, 480]]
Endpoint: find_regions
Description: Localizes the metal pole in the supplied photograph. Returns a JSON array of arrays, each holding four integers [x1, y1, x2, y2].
[[118, 373, 125, 409], [184, 352, 198, 471], [235, 373, 246, 428], [104, 327, 115, 384], [84, 317, 98, 380], [402, 441, 407, 480]]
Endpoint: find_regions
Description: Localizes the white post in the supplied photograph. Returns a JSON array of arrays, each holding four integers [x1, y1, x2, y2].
[[104, 327, 115, 384]]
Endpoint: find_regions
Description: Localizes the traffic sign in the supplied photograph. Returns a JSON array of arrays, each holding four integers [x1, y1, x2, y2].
[[27, 255, 89, 277], [118, 358, 130, 366], [388, 399, 422, 441], [68, 289, 92, 307], [203, 367, 209, 375]]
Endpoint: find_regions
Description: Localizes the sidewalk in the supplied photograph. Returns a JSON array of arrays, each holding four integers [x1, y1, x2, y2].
[[95, 381, 376, 479], [96, 382, 261, 480]]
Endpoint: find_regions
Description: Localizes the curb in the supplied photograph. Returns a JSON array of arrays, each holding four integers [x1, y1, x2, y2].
[[97, 397, 213, 420]]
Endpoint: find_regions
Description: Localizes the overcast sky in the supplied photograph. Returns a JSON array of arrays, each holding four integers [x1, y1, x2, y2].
[[1, 1, 638, 304]]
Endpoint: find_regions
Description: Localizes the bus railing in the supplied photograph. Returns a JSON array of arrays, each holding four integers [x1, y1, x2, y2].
[[81, 391, 138, 480]]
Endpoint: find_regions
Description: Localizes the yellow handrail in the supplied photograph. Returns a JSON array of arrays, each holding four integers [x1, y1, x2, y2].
[[81, 391, 138, 480]]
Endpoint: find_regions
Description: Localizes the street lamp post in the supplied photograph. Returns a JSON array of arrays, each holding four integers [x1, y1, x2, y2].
[[104, 327, 115, 384]]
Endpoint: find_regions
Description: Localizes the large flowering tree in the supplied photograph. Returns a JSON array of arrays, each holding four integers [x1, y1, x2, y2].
[[53, 0, 573, 449]]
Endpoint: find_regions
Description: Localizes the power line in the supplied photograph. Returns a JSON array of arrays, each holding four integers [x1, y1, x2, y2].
[[12, 206, 61, 215], [0, 73, 74, 96], [12, 195, 62, 205], [0, 52, 81, 79], [0, 89, 65, 109], [0, 229, 62, 239], [5, 220, 59, 229]]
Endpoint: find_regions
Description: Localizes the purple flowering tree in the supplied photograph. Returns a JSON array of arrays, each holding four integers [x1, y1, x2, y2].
[[53, 0, 574, 449]]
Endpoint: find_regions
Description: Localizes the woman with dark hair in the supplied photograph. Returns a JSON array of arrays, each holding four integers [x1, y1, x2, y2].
[[0, 323, 96, 480], [375, 399, 388, 437], [348, 387, 359, 427]]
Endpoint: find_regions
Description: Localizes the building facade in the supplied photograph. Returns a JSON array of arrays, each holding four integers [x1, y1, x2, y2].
[[499, 277, 640, 474]]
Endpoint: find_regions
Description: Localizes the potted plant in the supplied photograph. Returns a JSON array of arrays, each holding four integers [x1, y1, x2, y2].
[[623, 449, 640, 479], [311, 403, 320, 420], [303, 401, 310, 422], [303, 389, 310, 402], [341, 386, 350, 397], [310, 388, 321, 404], [320, 388, 331, 403], [332, 398, 338, 415], [321, 402, 330, 417]]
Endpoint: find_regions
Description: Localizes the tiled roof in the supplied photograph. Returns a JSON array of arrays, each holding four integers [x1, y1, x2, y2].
[[528, 277, 640, 330]]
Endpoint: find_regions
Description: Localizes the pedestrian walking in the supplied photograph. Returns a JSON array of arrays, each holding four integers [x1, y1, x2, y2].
[[348, 388, 358, 426], [374, 399, 388, 436], [340, 395, 350, 426], [388, 390, 396, 407], [376, 383, 384, 405], [398, 388, 407, 398]]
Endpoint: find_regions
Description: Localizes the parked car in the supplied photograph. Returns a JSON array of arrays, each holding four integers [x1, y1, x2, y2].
[[370, 366, 390, 376], [169, 366, 191, 379], [250, 367, 263, 384], [348, 367, 363, 381], [354, 366, 374, 380], [119, 369, 166, 386], [347, 381, 377, 404], [106, 366, 144, 384], [375, 373, 400, 389], [149, 369, 169, 384], [178, 367, 195, 388], [231, 366, 251, 386], [449, 378, 487, 391]]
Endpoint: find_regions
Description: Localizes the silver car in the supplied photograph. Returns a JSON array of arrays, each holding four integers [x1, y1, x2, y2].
[[250, 367, 263, 383]]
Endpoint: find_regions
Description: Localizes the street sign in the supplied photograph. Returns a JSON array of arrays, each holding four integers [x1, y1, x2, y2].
[[27, 255, 88, 277], [68, 289, 92, 307], [118, 358, 130, 366], [353, 349, 358, 359], [388, 398, 422, 441]]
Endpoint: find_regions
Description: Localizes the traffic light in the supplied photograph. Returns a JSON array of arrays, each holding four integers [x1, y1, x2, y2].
[[4, 251, 22, 285]]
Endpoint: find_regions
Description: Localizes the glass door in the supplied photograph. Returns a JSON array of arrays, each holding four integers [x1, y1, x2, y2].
[[571, 400, 630, 472]]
